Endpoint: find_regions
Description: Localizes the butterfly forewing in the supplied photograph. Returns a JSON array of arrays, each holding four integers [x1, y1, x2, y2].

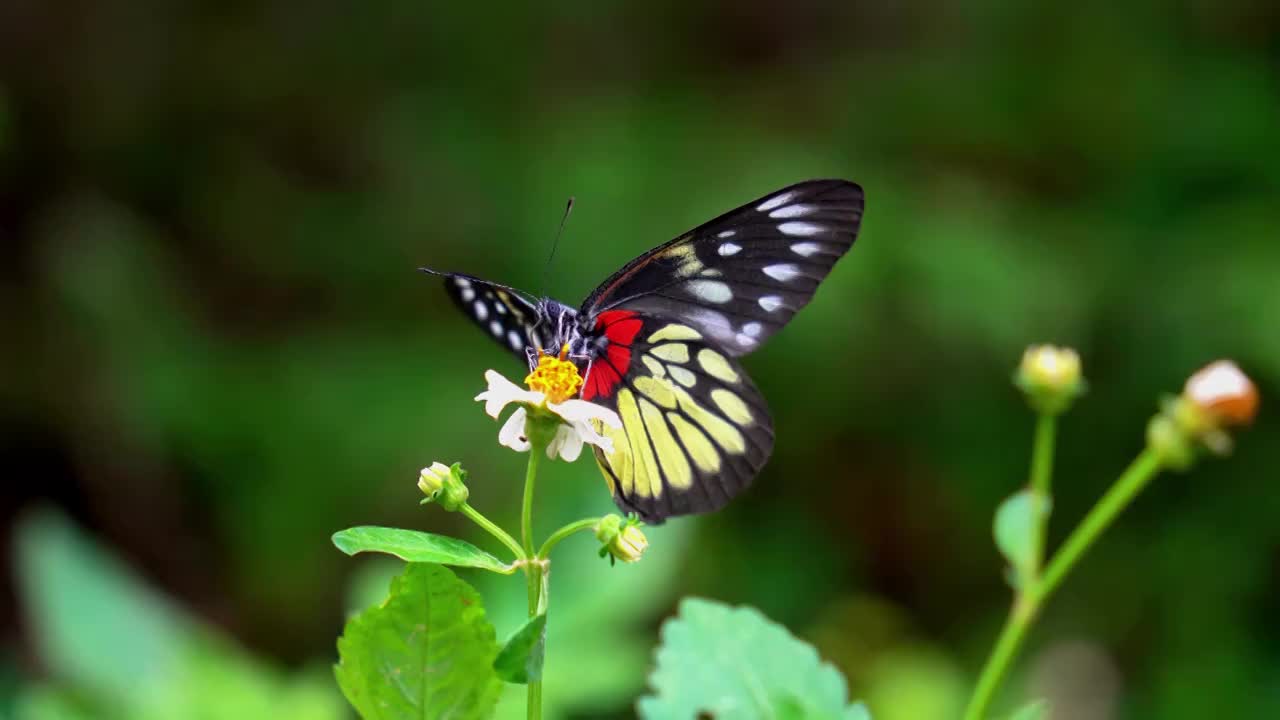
[[433, 271, 542, 360], [582, 312, 774, 522], [581, 179, 864, 356]]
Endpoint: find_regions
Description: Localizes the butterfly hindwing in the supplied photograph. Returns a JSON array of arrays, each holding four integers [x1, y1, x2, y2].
[[431, 271, 542, 360], [581, 179, 864, 357], [583, 313, 774, 522]]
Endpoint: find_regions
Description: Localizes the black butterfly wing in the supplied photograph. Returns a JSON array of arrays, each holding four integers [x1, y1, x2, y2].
[[581, 311, 774, 523], [581, 179, 864, 357], [424, 269, 542, 361]]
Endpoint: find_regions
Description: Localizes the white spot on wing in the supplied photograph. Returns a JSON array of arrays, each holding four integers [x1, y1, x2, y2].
[[778, 221, 823, 237], [758, 295, 784, 312], [461, 287, 476, 302], [489, 320, 503, 336], [756, 192, 794, 213], [763, 263, 800, 281], [769, 204, 814, 219], [716, 230, 736, 239], [494, 302, 507, 315], [687, 279, 733, 304], [791, 242, 823, 256], [735, 333, 758, 348], [718, 242, 742, 256], [742, 322, 763, 337], [474, 301, 489, 321], [508, 330, 523, 351], [455, 278, 472, 288]]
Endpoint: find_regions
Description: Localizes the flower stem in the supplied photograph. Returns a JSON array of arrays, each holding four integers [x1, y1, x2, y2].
[[538, 518, 600, 560], [460, 503, 526, 563], [1036, 447, 1162, 602], [1028, 413, 1056, 576], [963, 447, 1164, 720], [521, 442, 546, 720]]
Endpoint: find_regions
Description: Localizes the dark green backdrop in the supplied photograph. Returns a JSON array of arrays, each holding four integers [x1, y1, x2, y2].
[[2, 1, 1277, 718]]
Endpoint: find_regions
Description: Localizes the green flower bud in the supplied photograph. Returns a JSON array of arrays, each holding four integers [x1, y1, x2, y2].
[[418, 461, 469, 511], [1015, 345, 1085, 415], [595, 514, 648, 564]]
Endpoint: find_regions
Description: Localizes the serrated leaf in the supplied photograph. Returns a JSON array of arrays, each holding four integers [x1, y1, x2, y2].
[[637, 597, 865, 720], [1008, 699, 1048, 720], [493, 613, 547, 684], [332, 526, 511, 573], [335, 563, 501, 720], [993, 490, 1050, 590]]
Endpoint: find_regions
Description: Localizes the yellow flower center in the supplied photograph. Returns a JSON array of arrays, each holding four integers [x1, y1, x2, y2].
[[524, 344, 582, 404]]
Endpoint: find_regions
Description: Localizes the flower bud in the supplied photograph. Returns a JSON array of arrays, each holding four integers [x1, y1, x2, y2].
[[1183, 360, 1258, 428], [418, 462, 451, 499], [418, 461, 469, 511], [1015, 345, 1085, 415], [594, 514, 648, 564], [1148, 360, 1258, 469]]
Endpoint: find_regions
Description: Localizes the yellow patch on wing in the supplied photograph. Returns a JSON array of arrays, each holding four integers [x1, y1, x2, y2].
[[651, 343, 690, 363], [697, 347, 740, 384], [594, 417, 632, 497], [640, 397, 693, 490], [634, 374, 678, 409], [648, 324, 703, 343], [617, 388, 663, 499], [661, 241, 704, 278], [668, 413, 721, 473], [641, 355, 667, 378], [672, 386, 746, 453], [668, 365, 697, 388], [711, 388, 753, 426]]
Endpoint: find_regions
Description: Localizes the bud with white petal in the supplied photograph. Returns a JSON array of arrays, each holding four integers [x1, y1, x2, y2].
[[1148, 360, 1258, 470], [594, 514, 648, 565], [418, 461, 469, 510]]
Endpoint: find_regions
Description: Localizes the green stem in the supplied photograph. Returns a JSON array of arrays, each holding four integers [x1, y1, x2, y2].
[[538, 518, 600, 560], [963, 447, 1164, 720], [1036, 448, 1162, 602], [459, 503, 526, 562], [521, 438, 546, 720], [1028, 413, 1057, 576]]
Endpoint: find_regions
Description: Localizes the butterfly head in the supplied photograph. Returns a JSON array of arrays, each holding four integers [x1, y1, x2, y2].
[[523, 298, 603, 375]]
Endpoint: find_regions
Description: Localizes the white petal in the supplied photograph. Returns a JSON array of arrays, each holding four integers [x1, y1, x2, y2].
[[548, 424, 585, 461], [549, 398, 622, 428], [475, 370, 544, 418], [497, 407, 531, 452], [571, 419, 614, 454]]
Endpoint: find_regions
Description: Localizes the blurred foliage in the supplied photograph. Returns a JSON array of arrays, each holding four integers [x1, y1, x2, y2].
[[2, 0, 1278, 718], [10, 510, 344, 720]]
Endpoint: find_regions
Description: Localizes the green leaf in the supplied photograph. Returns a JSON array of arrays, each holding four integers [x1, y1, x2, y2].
[[1007, 700, 1049, 720], [493, 613, 547, 685], [637, 597, 865, 720], [332, 526, 511, 573], [15, 509, 191, 711], [993, 490, 1051, 590], [335, 563, 502, 720]]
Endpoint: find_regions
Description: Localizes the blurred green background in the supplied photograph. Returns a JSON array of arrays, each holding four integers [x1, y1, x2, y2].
[[2, 1, 1278, 718]]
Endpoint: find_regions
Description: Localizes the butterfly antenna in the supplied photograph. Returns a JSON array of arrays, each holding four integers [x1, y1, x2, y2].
[[539, 196, 574, 299]]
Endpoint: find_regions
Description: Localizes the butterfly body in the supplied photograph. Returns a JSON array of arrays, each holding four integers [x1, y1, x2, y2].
[[428, 179, 864, 522]]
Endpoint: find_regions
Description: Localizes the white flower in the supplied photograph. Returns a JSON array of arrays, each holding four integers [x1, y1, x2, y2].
[[476, 369, 622, 461]]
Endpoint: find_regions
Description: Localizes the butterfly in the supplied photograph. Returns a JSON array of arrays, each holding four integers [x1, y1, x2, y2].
[[425, 179, 864, 522]]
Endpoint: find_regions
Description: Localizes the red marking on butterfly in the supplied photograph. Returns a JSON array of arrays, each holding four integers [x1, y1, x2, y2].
[[582, 310, 642, 401]]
